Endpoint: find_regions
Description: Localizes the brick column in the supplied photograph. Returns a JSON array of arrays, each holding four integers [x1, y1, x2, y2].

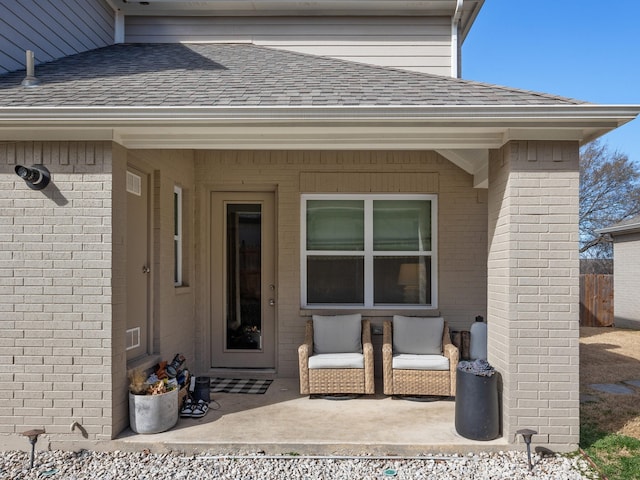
[[487, 140, 580, 451], [0, 142, 114, 446]]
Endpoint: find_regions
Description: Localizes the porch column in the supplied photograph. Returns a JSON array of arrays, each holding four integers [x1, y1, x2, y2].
[[487, 140, 580, 451]]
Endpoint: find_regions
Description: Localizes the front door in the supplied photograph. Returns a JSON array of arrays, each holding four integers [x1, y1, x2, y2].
[[211, 192, 276, 369]]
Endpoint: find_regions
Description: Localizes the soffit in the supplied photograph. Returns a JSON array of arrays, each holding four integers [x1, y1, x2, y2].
[[1, 105, 636, 189]]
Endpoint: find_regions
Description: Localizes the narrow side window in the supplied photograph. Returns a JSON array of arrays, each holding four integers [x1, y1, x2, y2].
[[174, 185, 183, 287]]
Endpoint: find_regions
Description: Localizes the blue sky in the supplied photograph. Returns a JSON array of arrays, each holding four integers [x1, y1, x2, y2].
[[462, 0, 640, 163]]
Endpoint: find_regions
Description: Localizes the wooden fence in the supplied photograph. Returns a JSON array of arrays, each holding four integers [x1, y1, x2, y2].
[[580, 274, 614, 327]]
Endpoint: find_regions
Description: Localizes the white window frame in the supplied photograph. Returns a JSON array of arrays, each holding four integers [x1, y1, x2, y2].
[[301, 193, 438, 309], [174, 185, 183, 287]]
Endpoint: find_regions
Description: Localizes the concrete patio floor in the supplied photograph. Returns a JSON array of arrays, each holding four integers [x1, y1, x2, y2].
[[114, 378, 508, 456]]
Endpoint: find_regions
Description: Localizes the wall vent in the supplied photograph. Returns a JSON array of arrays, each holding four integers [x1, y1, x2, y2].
[[126, 171, 142, 195], [126, 327, 141, 350]]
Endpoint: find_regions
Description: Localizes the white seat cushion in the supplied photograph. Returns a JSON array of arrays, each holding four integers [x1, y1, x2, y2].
[[308, 353, 364, 369], [392, 354, 449, 371]]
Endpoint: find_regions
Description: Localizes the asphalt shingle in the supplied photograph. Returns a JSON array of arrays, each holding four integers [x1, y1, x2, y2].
[[0, 43, 586, 107]]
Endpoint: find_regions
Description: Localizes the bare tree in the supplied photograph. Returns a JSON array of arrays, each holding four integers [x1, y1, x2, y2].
[[579, 140, 640, 258]]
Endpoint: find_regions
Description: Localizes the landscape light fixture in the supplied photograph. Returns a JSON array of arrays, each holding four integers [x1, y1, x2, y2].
[[14, 164, 51, 190], [22, 428, 45, 470], [516, 428, 538, 471]]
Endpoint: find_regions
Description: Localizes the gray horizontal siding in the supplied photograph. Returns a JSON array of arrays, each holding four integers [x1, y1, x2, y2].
[[125, 16, 452, 74], [0, 0, 114, 74]]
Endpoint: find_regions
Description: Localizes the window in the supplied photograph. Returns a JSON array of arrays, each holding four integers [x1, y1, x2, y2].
[[301, 194, 437, 309], [174, 185, 183, 287]]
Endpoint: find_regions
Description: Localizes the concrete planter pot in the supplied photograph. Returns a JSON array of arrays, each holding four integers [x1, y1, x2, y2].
[[129, 388, 178, 434]]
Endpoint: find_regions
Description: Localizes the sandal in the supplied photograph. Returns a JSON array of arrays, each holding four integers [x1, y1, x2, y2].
[[191, 399, 209, 418], [180, 398, 194, 418]]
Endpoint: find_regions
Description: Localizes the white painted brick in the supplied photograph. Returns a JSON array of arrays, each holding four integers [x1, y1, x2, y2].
[[1, 143, 114, 435], [488, 141, 580, 448]]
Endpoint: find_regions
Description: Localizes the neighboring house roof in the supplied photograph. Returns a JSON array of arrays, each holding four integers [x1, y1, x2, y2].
[[0, 43, 585, 108], [597, 215, 640, 236]]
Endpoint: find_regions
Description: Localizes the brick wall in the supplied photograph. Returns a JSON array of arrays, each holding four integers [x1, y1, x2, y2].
[[487, 140, 580, 451], [110, 148, 196, 436], [0, 142, 114, 446], [194, 150, 488, 377], [124, 149, 196, 359], [0, 145, 491, 445]]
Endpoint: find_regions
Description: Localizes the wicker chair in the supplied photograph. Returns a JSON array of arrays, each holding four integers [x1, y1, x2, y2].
[[382, 316, 458, 397], [298, 314, 375, 396]]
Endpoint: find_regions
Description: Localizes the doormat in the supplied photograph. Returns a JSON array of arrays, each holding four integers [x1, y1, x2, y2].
[[210, 377, 273, 394]]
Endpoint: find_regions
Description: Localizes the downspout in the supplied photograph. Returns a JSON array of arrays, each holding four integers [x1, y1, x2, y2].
[[105, 0, 125, 44], [451, 0, 463, 78]]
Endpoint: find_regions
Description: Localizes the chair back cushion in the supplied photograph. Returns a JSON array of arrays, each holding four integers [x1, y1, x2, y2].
[[392, 315, 444, 355], [312, 314, 362, 354]]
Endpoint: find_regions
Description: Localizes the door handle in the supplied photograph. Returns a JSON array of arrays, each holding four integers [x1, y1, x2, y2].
[[142, 265, 150, 274], [269, 299, 275, 306]]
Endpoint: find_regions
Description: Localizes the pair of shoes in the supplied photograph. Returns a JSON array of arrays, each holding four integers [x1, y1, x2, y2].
[[191, 399, 209, 418], [180, 398, 194, 417]]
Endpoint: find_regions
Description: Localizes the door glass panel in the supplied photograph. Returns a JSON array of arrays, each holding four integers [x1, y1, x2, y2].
[[226, 204, 262, 350]]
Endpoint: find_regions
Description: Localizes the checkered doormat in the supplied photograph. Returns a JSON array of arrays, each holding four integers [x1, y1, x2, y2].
[[210, 377, 273, 394]]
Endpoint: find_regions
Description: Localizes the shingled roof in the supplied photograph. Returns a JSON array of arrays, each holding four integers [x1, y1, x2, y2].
[[0, 43, 585, 108]]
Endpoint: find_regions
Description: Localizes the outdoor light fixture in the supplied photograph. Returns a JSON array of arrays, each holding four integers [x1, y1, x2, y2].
[[14, 164, 51, 190], [516, 428, 538, 471], [22, 428, 45, 470]]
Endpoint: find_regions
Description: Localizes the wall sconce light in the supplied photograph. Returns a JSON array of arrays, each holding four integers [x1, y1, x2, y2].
[[15, 164, 51, 190]]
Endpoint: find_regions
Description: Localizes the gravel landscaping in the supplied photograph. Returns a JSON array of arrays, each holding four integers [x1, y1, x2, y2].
[[1, 449, 598, 480]]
